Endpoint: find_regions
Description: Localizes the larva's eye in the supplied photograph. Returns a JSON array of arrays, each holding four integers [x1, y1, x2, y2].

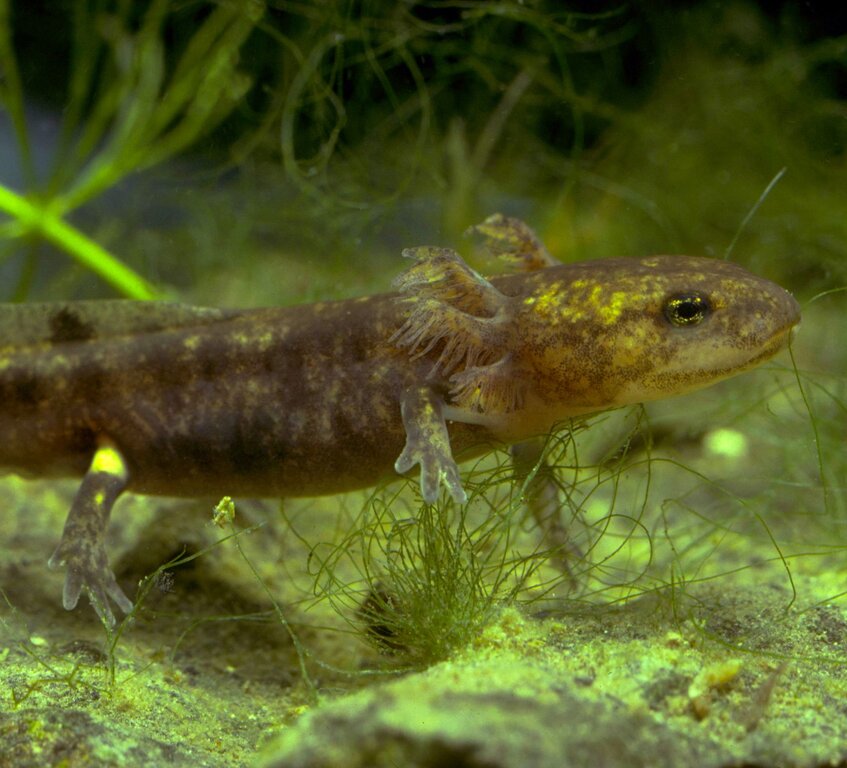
[[663, 292, 711, 327]]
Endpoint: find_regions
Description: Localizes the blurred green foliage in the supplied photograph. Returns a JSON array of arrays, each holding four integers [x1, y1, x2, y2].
[[1, 1, 844, 300], [0, 0, 262, 297], [0, 1, 650, 297]]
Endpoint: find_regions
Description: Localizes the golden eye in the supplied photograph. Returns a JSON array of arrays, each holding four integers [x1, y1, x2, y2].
[[663, 292, 710, 327]]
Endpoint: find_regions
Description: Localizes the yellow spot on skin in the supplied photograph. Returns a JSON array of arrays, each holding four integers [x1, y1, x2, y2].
[[94, 490, 105, 506], [228, 330, 273, 349], [597, 290, 628, 325], [537, 292, 563, 314], [527, 283, 565, 321], [183, 335, 201, 350], [529, 279, 640, 325], [90, 445, 128, 479], [253, 331, 274, 352]]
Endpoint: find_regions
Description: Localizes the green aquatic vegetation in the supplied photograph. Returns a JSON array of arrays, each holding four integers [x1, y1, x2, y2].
[[10, 643, 93, 708], [0, 0, 262, 298], [262, 2, 640, 236], [298, 414, 661, 668], [306, 483, 552, 668], [98, 498, 318, 691], [0, 4, 841, 763], [605, 354, 846, 647], [0, 590, 102, 707], [208, 497, 315, 696], [546, 3, 847, 286], [296, 360, 827, 670], [0, 0, 642, 282], [786, 296, 847, 522]]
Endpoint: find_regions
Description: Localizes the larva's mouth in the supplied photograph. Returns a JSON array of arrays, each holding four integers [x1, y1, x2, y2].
[[611, 321, 800, 405], [756, 317, 800, 361]]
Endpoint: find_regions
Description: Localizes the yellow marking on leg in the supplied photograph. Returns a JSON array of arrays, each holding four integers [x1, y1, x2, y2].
[[89, 439, 129, 482]]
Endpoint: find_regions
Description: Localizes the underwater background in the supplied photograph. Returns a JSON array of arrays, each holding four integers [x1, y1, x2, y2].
[[0, 1, 845, 766]]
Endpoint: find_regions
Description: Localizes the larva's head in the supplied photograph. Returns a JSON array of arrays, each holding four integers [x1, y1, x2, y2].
[[512, 255, 800, 411]]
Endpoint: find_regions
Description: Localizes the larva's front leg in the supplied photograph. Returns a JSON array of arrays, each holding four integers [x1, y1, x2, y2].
[[394, 386, 467, 506]]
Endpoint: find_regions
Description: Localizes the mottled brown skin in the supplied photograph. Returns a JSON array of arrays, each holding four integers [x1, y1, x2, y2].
[[0, 216, 801, 623], [0, 260, 797, 493], [0, 298, 425, 496]]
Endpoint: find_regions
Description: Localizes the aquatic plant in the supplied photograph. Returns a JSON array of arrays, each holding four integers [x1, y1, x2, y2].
[[296, 413, 658, 667], [0, 0, 262, 298], [305, 479, 551, 667]]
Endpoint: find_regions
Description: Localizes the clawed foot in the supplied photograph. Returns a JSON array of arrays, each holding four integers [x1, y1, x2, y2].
[[395, 438, 467, 506], [48, 534, 133, 627], [396, 387, 468, 506]]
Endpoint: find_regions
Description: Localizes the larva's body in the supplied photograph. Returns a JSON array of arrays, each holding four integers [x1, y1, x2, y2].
[[0, 216, 800, 622]]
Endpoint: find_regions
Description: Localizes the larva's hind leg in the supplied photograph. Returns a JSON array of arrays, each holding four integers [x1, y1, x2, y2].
[[511, 438, 581, 583], [48, 437, 134, 625]]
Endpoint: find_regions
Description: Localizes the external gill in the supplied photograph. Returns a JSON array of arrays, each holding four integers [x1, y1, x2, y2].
[[390, 298, 508, 377], [392, 246, 505, 313], [468, 213, 558, 272], [389, 246, 513, 380], [449, 353, 525, 414]]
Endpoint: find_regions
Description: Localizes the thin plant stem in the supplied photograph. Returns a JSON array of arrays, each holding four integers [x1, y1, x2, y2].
[[0, 183, 160, 299]]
